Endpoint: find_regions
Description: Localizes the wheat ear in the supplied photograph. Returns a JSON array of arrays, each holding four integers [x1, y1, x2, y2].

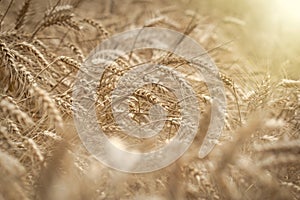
[[0, 97, 34, 126]]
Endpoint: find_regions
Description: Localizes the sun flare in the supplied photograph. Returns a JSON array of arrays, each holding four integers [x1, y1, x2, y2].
[[274, 0, 300, 25]]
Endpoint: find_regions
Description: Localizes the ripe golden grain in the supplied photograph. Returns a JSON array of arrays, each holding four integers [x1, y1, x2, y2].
[[0, 0, 299, 199]]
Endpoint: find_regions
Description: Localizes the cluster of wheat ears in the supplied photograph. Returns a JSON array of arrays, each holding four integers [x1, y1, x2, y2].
[[0, 0, 299, 199]]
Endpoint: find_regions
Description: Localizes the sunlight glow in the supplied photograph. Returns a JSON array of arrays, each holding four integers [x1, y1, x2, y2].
[[274, 0, 300, 24]]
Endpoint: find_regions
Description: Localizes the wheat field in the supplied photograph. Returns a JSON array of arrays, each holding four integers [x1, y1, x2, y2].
[[0, 0, 299, 199]]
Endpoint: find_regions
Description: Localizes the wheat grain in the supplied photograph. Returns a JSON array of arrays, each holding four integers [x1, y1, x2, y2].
[[40, 130, 62, 141], [45, 5, 73, 17], [0, 40, 17, 82], [10, 49, 36, 66], [81, 18, 109, 37], [16, 41, 50, 67], [25, 138, 44, 162], [65, 42, 84, 62], [278, 79, 300, 88], [280, 181, 300, 193], [30, 85, 63, 128], [34, 12, 79, 36], [6, 119, 22, 136], [0, 125, 13, 150], [54, 55, 81, 69], [0, 97, 33, 126]]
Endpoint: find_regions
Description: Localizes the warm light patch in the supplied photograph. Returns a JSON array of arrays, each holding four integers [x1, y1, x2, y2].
[[274, 0, 300, 24]]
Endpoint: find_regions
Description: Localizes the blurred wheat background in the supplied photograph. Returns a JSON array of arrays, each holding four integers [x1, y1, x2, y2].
[[0, 0, 299, 199]]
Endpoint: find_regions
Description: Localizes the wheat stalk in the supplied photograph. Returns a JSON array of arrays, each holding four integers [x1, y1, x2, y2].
[[15, 0, 32, 30]]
